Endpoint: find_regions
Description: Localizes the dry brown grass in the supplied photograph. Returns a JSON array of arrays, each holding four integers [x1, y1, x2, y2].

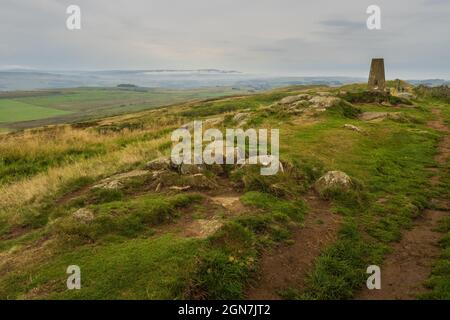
[[0, 134, 170, 223]]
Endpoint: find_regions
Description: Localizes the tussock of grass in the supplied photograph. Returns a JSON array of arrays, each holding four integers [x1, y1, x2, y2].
[[300, 220, 386, 300], [189, 223, 256, 299], [52, 193, 202, 243]]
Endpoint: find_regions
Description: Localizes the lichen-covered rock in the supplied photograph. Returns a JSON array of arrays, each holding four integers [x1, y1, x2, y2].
[[280, 94, 310, 104], [359, 112, 402, 122], [343, 124, 362, 132], [92, 170, 149, 189], [93, 180, 123, 190], [238, 155, 284, 173], [233, 112, 249, 122], [396, 92, 415, 100], [204, 117, 224, 126], [309, 96, 341, 109], [314, 171, 353, 194], [72, 208, 94, 223], [145, 157, 173, 171], [180, 163, 205, 175]]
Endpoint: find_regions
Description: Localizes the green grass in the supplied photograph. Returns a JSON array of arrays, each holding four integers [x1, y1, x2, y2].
[[420, 217, 450, 299], [52, 193, 203, 243], [180, 91, 292, 118], [292, 98, 441, 299], [0, 84, 448, 300], [240, 191, 306, 224], [0, 99, 72, 123], [420, 103, 450, 300], [0, 234, 202, 299]]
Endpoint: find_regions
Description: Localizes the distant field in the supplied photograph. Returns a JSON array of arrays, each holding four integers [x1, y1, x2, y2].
[[0, 87, 249, 130], [0, 99, 72, 123]]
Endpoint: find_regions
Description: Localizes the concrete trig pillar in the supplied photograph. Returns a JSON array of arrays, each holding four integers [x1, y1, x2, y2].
[[368, 58, 386, 92]]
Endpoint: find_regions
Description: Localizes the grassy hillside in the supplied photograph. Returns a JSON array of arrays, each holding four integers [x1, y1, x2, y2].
[[0, 84, 448, 300]]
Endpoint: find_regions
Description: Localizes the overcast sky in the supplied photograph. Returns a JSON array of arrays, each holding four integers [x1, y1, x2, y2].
[[1, 0, 449, 78]]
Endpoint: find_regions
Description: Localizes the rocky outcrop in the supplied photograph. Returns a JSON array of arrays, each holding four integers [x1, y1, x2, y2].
[[92, 170, 149, 189], [359, 112, 402, 122], [314, 171, 353, 194], [145, 157, 174, 171], [308, 96, 341, 109], [276, 93, 341, 115], [280, 94, 311, 104], [396, 92, 415, 100]]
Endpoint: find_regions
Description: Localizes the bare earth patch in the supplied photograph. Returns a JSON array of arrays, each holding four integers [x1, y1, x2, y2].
[[211, 196, 247, 215], [356, 209, 447, 300], [181, 219, 224, 239], [246, 191, 342, 300]]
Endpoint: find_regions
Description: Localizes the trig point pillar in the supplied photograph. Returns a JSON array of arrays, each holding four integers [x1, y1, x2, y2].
[[368, 58, 386, 91]]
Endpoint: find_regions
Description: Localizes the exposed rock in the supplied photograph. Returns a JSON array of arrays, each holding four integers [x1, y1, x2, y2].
[[145, 157, 173, 171], [293, 100, 312, 108], [237, 155, 284, 173], [108, 170, 149, 180], [72, 208, 94, 223], [280, 94, 310, 104], [396, 92, 415, 100], [314, 171, 353, 194], [309, 96, 340, 109], [233, 112, 249, 122], [92, 170, 149, 189], [212, 196, 241, 209], [204, 117, 223, 126], [183, 218, 223, 239], [169, 186, 192, 191], [180, 163, 205, 175], [343, 124, 362, 132], [93, 180, 123, 190], [187, 173, 218, 189], [275, 93, 341, 116], [180, 122, 194, 131], [388, 113, 403, 120], [359, 112, 402, 122]]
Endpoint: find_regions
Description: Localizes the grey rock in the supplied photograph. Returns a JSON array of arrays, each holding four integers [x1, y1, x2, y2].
[[343, 124, 362, 132], [314, 171, 353, 194], [72, 208, 94, 223]]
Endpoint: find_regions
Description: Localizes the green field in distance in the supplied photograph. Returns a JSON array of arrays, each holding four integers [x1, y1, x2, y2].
[[0, 99, 72, 123], [0, 86, 249, 131]]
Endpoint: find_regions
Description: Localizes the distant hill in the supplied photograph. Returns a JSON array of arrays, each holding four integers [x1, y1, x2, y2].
[[0, 70, 365, 91], [407, 79, 450, 86]]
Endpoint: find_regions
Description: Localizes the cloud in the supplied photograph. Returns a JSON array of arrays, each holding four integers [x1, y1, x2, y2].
[[0, 0, 449, 78], [319, 19, 364, 29]]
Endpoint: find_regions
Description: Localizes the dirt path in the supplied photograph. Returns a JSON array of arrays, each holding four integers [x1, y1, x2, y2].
[[246, 191, 342, 300], [356, 108, 449, 300]]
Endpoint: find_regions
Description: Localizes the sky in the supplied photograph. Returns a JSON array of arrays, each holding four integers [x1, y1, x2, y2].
[[1, 0, 449, 78]]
